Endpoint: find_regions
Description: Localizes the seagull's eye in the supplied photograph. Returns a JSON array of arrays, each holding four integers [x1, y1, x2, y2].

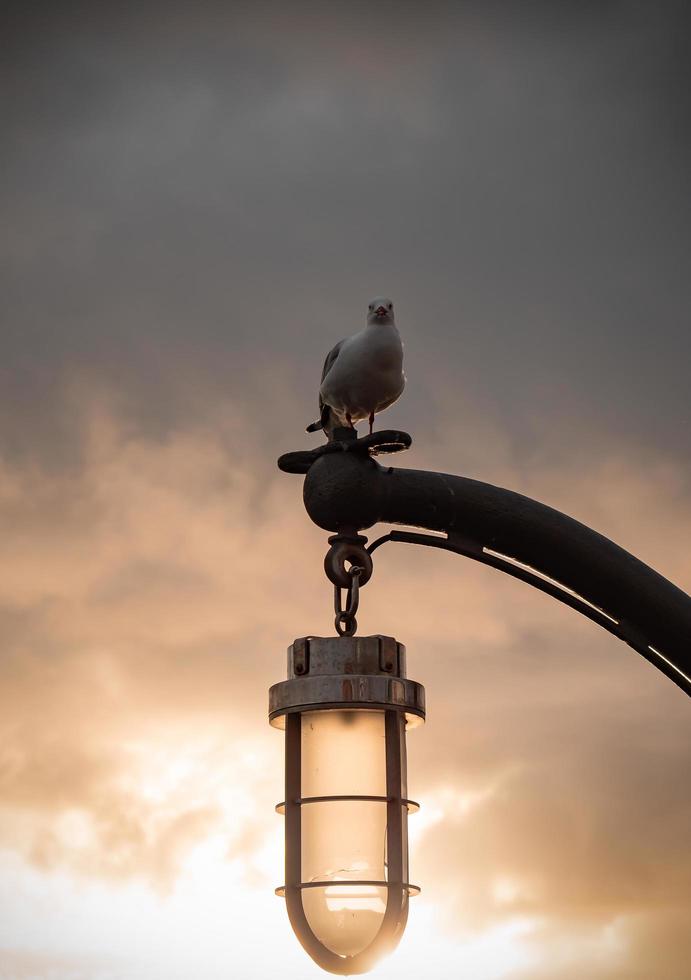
[[388, 303, 392, 310]]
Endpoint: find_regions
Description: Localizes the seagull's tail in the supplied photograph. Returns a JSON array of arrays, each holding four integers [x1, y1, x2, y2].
[[306, 402, 332, 434]]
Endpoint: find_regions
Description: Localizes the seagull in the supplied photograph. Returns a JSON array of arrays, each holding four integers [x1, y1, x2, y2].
[[306, 297, 405, 439]]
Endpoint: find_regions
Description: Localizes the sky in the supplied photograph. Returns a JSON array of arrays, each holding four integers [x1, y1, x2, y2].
[[1, 2, 690, 978]]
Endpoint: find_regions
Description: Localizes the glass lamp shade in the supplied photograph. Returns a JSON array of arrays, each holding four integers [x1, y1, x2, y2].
[[269, 636, 425, 976], [279, 707, 418, 973], [300, 709, 389, 956]]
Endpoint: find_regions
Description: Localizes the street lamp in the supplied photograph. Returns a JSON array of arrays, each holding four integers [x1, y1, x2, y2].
[[272, 426, 691, 975], [269, 635, 425, 974]]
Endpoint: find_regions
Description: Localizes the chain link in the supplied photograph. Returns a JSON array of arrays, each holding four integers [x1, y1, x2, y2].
[[334, 565, 363, 636]]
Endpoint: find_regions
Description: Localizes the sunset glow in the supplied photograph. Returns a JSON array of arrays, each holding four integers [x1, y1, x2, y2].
[[2, 3, 690, 978]]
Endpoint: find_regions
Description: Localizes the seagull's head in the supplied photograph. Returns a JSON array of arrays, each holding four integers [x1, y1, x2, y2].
[[367, 297, 395, 325]]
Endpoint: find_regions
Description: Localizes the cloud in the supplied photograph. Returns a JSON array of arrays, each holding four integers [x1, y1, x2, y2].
[[1, 3, 690, 976], [1, 2, 690, 463], [0, 396, 688, 979]]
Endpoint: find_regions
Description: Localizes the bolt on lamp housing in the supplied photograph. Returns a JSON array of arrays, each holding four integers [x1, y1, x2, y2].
[[269, 635, 425, 975]]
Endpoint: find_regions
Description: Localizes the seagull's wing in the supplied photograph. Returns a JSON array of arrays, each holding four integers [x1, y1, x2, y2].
[[305, 339, 345, 434], [320, 338, 344, 383], [317, 340, 345, 419]]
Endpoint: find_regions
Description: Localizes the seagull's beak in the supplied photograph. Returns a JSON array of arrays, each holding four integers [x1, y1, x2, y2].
[[375, 306, 387, 317]]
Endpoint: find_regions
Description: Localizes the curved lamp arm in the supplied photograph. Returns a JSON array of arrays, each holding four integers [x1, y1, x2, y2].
[[279, 430, 691, 698]]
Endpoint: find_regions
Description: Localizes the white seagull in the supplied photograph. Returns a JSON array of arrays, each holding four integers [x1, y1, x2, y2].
[[306, 297, 405, 439]]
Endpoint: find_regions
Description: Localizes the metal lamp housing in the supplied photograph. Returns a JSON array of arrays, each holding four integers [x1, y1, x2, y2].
[[269, 635, 425, 975]]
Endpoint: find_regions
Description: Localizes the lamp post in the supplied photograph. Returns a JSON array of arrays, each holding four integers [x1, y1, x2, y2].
[[270, 427, 691, 975]]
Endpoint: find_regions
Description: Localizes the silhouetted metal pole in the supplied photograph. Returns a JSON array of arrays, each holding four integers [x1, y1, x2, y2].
[[279, 429, 691, 697]]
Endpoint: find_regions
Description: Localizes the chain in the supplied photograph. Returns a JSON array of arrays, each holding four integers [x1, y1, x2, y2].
[[334, 565, 363, 636]]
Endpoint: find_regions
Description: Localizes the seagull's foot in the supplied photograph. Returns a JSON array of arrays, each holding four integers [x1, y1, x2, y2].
[[368, 412, 375, 435], [346, 413, 356, 429], [278, 429, 412, 474]]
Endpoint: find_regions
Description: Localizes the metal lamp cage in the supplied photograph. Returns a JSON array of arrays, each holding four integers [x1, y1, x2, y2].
[[269, 635, 425, 975]]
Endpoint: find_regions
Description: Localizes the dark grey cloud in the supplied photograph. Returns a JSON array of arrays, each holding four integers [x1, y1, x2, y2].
[[1, 1, 690, 468]]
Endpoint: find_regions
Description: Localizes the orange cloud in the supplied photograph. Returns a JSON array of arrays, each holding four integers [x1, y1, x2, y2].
[[0, 400, 689, 977]]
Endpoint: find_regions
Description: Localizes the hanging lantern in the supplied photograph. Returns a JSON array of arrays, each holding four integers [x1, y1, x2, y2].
[[269, 635, 425, 975]]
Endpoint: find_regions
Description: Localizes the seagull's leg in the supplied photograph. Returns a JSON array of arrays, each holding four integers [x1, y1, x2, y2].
[[346, 413, 355, 429], [368, 412, 375, 435]]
